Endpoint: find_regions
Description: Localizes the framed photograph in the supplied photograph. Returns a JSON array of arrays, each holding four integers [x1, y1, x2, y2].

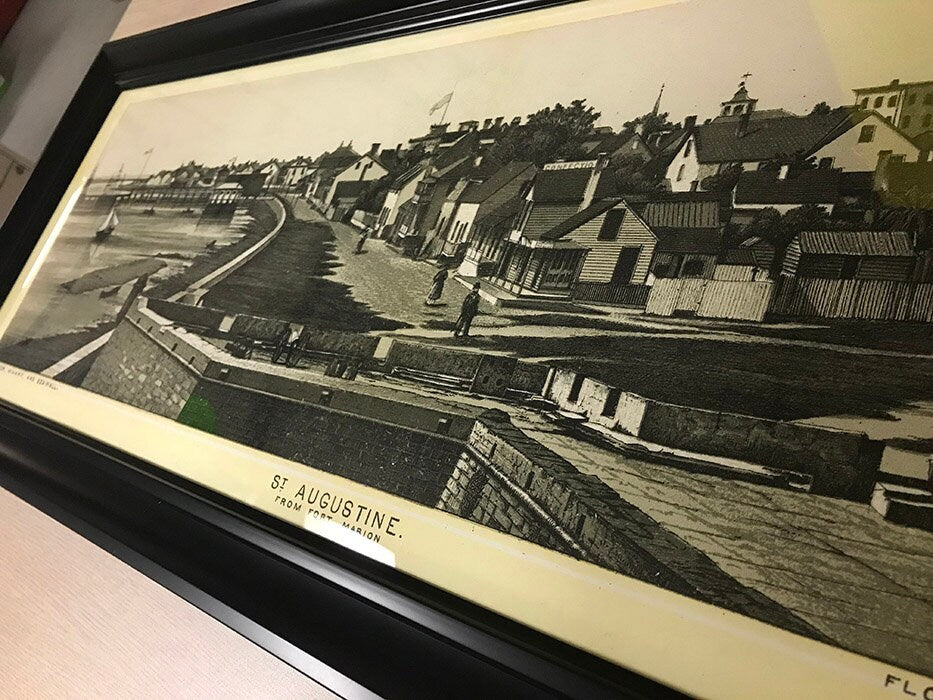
[[1, 0, 931, 696]]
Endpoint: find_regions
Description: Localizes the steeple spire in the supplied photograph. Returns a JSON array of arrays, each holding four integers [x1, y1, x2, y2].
[[652, 83, 665, 117]]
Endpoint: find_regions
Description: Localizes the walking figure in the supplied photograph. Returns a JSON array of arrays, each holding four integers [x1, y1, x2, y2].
[[454, 282, 481, 339], [271, 325, 290, 363], [354, 230, 369, 254], [425, 266, 448, 305]]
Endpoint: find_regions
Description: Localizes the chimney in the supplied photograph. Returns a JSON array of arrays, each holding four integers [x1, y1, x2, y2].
[[396, 142, 403, 152], [874, 150, 893, 192], [369, 142, 380, 155], [777, 164, 790, 180], [494, 116, 504, 128], [735, 111, 751, 137], [510, 116, 521, 127], [483, 118, 493, 130], [891, 78, 900, 86], [683, 115, 697, 130]]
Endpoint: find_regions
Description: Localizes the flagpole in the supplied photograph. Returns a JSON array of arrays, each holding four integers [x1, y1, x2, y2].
[[440, 91, 453, 125]]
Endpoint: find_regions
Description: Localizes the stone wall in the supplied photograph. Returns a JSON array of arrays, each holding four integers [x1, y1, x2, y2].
[[436, 410, 823, 637], [145, 299, 226, 331], [384, 340, 482, 379], [545, 368, 883, 501], [638, 401, 883, 501], [183, 379, 464, 506], [81, 310, 201, 419]]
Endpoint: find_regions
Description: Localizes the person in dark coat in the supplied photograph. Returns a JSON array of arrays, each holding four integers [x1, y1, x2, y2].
[[426, 266, 448, 305], [355, 230, 369, 254], [453, 282, 482, 338]]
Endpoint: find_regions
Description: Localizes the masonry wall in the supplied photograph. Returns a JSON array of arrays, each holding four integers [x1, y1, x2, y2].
[[184, 380, 464, 506], [546, 368, 883, 501], [384, 339, 482, 379], [638, 401, 883, 501], [81, 314, 200, 419], [436, 410, 823, 638]]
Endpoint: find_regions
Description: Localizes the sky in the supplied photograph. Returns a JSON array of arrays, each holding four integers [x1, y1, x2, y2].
[[93, 0, 932, 177]]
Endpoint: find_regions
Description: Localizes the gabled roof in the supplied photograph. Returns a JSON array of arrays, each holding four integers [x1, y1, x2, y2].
[[734, 168, 842, 205], [332, 180, 369, 199], [653, 227, 723, 255], [693, 107, 853, 164], [317, 145, 360, 170], [459, 161, 535, 204], [532, 168, 592, 204], [627, 192, 723, 228], [797, 230, 913, 256], [390, 164, 425, 190], [474, 195, 523, 230], [536, 197, 623, 241]]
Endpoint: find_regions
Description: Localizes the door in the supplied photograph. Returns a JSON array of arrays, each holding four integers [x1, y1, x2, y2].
[[610, 247, 640, 285]]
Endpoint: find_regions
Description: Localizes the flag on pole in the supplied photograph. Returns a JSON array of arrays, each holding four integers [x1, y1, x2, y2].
[[429, 92, 453, 115]]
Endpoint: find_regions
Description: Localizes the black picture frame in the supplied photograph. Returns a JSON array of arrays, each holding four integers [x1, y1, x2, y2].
[[0, 1, 679, 697]]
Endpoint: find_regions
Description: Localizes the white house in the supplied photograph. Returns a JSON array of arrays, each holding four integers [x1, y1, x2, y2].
[[376, 165, 425, 238], [810, 111, 920, 172], [323, 153, 389, 208]]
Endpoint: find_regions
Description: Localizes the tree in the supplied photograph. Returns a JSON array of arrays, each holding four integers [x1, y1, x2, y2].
[[488, 99, 601, 167], [745, 204, 830, 276], [610, 154, 667, 194], [620, 111, 675, 142], [810, 101, 833, 115], [700, 163, 744, 193], [880, 184, 933, 249]]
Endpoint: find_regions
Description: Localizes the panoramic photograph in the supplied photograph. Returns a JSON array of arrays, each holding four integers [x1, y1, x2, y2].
[[0, 0, 930, 676]]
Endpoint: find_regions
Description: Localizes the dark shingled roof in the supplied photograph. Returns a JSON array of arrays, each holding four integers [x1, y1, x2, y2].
[[332, 180, 369, 199], [734, 168, 842, 205], [537, 198, 623, 241], [797, 230, 913, 256], [693, 107, 853, 164], [532, 168, 592, 203], [459, 162, 535, 203], [627, 193, 723, 228], [653, 227, 723, 255], [474, 195, 523, 230]]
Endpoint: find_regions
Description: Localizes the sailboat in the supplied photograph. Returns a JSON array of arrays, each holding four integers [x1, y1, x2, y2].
[[95, 206, 119, 241]]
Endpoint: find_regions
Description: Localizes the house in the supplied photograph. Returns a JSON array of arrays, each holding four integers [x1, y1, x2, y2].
[[375, 164, 426, 239], [852, 78, 933, 137], [280, 156, 316, 189], [665, 81, 918, 191], [305, 144, 361, 204], [781, 230, 916, 281], [809, 110, 919, 172], [432, 160, 536, 264], [328, 180, 370, 221], [468, 157, 621, 300], [323, 146, 389, 210], [731, 166, 844, 224], [255, 160, 282, 190]]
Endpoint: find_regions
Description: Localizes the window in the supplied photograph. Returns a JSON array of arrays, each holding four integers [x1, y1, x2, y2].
[[597, 209, 626, 241], [602, 388, 622, 417], [840, 256, 859, 280], [676, 164, 686, 181], [908, 94, 917, 105], [722, 105, 732, 115], [888, 95, 898, 107], [734, 105, 743, 115], [874, 96, 884, 108], [891, 154, 906, 163], [903, 115, 912, 128], [858, 125, 876, 143], [354, 162, 361, 169], [681, 258, 705, 278], [818, 157, 834, 169], [859, 97, 869, 109], [924, 114, 932, 128], [925, 93, 933, 105], [567, 373, 585, 402], [684, 139, 692, 157]]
